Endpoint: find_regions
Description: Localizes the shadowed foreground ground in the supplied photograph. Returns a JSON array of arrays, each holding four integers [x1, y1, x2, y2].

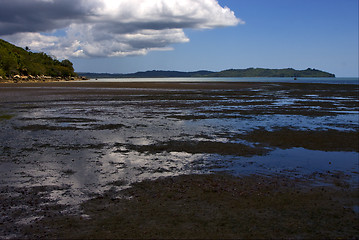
[[22, 174, 358, 239]]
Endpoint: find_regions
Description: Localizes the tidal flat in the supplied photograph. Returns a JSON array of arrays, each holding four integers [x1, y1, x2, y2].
[[0, 82, 358, 238]]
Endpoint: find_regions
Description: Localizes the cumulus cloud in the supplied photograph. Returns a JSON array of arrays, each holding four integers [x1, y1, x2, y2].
[[0, 0, 243, 58]]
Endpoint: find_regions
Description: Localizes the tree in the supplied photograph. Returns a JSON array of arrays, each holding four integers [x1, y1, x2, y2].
[[61, 59, 73, 69]]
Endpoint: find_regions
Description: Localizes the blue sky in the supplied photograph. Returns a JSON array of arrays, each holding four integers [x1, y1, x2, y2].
[[71, 0, 358, 77], [1, 0, 357, 77]]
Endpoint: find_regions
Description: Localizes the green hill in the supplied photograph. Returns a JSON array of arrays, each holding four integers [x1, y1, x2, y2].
[[0, 39, 77, 79], [209, 68, 335, 78]]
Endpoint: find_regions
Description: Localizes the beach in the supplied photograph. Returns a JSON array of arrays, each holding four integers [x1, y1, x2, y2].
[[0, 81, 358, 238]]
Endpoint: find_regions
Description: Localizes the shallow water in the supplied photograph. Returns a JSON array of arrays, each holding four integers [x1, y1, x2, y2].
[[213, 148, 358, 176], [0, 82, 358, 209], [83, 77, 359, 85]]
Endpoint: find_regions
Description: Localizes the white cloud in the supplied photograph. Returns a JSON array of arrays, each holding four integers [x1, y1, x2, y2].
[[3, 32, 59, 52], [0, 0, 243, 58]]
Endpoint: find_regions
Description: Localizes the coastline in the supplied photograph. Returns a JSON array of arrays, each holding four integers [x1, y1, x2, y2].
[[0, 81, 265, 89], [0, 76, 87, 84], [1, 76, 357, 86], [1, 79, 357, 90]]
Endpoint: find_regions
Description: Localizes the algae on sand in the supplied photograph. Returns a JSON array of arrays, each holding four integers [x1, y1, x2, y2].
[[20, 174, 359, 239], [0, 114, 14, 121]]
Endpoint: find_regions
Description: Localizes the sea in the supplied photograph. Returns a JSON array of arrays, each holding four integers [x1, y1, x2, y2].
[[83, 77, 359, 84]]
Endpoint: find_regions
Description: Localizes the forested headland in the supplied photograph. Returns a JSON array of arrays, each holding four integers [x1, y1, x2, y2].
[[0, 39, 78, 82]]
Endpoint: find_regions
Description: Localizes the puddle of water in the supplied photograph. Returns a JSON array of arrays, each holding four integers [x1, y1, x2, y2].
[[219, 148, 359, 177], [353, 205, 359, 214], [272, 98, 298, 106]]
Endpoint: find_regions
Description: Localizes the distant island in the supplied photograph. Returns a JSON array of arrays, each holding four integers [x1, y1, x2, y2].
[[1, 38, 335, 82], [0, 39, 81, 82], [80, 68, 335, 79]]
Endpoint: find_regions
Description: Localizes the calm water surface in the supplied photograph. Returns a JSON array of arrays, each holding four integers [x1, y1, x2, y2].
[[83, 77, 359, 84]]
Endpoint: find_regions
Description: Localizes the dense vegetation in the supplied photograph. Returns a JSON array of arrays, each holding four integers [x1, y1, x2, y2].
[[0, 39, 76, 78], [80, 68, 335, 79]]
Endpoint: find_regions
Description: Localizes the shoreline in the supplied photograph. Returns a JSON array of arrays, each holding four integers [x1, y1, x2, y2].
[[1, 76, 357, 89], [1, 80, 358, 90], [0, 81, 264, 89], [0, 77, 87, 84]]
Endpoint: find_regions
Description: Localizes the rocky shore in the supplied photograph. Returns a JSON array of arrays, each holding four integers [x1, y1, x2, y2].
[[0, 75, 87, 83]]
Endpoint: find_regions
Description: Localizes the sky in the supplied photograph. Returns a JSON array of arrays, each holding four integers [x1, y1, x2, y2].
[[0, 0, 358, 77]]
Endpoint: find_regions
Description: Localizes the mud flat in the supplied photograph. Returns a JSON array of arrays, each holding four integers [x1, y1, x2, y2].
[[0, 81, 358, 238], [15, 174, 358, 239]]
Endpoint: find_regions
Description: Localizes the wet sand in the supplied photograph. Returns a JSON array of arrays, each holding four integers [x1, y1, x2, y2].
[[0, 81, 262, 89], [0, 81, 358, 238]]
